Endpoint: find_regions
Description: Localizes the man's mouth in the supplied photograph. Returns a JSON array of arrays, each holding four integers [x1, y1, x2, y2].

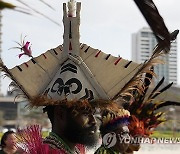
[[90, 130, 95, 134], [88, 126, 97, 134]]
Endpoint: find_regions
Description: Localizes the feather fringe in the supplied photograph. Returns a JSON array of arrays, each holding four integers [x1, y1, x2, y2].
[[30, 95, 120, 112], [0, 58, 29, 102]]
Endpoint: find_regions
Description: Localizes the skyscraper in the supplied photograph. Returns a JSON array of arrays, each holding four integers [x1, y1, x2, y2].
[[132, 27, 178, 85]]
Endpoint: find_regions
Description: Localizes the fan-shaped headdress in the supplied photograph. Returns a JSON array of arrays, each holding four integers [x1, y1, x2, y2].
[[0, 0, 178, 111], [0, 1, 141, 108]]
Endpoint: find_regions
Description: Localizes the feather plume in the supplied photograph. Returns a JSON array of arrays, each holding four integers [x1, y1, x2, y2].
[[134, 0, 170, 52], [15, 0, 60, 26], [155, 101, 180, 110], [0, 1, 16, 10], [128, 115, 146, 136], [38, 0, 55, 10], [151, 82, 173, 99], [170, 30, 179, 41], [100, 109, 130, 132], [137, 67, 153, 103], [147, 77, 165, 99], [16, 125, 61, 154], [0, 1, 32, 15], [113, 30, 178, 102], [0, 58, 30, 100], [152, 30, 179, 57], [123, 76, 174, 137]]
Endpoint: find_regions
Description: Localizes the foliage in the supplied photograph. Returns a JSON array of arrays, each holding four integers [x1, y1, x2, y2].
[[151, 130, 180, 138]]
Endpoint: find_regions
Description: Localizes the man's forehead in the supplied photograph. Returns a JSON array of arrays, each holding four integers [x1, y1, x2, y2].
[[79, 107, 96, 113], [114, 124, 129, 132], [72, 107, 100, 115], [122, 125, 129, 131]]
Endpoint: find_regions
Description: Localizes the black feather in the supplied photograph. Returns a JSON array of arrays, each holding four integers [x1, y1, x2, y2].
[[148, 77, 165, 99], [156, 101, 180, 110], [170, 30, 179, 41], [134, 0, 170, 50], [151, 82, 173, 99]]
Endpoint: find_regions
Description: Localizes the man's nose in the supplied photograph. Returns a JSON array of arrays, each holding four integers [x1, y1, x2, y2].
[[88, 114, 97, 125]]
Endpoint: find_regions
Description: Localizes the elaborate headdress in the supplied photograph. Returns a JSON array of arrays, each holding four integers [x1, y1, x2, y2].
[[119, 30, 179, 136], [0, 1, 178, 112], [125, 76, 180, 137], [0, 1, 145, 109], [118, 29, 179, 137], [100, 108, 130, 133]]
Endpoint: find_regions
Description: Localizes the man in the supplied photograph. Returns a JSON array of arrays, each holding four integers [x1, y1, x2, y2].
[[15, 100, 104, 153], [95, 109, 130, 154], [43, 102, 100, 153]]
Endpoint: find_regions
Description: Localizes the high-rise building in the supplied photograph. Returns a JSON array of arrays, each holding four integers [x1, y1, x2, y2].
[[132, 27, 178, 85]]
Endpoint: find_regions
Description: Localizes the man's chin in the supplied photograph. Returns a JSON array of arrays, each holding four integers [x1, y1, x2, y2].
[[83, 131, 99, 148], [87, 129, 98, 135], [65, 130, 99, 147]]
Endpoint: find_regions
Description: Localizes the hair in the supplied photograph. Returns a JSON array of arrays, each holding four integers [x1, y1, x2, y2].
[[43, 99, 95, 126], [0, 131, 15, 148], [43, 105, 55, 126], [43, 105, 72, 127]]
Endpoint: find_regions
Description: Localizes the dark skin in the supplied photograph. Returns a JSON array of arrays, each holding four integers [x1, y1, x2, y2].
[[52, 106, 99, 152], [111, 124, 130, 153], [123, 136, 141, 154], [123, 144, 140, 154]]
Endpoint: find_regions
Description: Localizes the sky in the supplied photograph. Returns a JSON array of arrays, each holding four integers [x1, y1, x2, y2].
[[1, 0, 180, 95]]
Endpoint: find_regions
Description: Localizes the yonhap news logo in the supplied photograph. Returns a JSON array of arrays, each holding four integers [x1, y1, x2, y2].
[[102, 132, 180, 148], [102, 132, 117, 148], [128, 137, 180, 144]]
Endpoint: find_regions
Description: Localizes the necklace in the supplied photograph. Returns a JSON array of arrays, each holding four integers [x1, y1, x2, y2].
[[44, 132, 80, 154]]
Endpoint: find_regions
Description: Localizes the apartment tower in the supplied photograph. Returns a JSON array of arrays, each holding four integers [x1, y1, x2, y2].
[[132, 27, 178, 85]]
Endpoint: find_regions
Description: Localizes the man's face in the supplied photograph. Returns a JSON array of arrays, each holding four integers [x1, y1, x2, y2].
[[127, 135, 141, 152], [64, 108, 99, 147], [113, 124, 130, 153]]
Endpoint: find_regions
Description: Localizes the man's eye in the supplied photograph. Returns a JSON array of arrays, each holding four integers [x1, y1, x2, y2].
[[82, 112, 89, 116]]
